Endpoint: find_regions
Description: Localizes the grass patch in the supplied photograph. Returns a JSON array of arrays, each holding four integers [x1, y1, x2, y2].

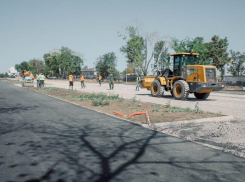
[[71, 92, 122, 101], [92, 100, 110, 107]]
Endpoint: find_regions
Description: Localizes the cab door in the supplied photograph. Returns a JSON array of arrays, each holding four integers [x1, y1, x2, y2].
[[174, 56, 181, 76]]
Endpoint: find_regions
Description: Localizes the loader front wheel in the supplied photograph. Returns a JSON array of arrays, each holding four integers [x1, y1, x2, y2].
[[194, 92, 210, 100], [150, 80, 164, 97], [173, 80, 189, 100]]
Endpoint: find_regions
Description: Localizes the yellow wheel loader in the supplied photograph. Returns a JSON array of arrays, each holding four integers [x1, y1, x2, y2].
[[139, 52, 225, 100]]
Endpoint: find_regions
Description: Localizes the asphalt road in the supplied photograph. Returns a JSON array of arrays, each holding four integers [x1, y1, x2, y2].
[[1, 81, 245, 182]]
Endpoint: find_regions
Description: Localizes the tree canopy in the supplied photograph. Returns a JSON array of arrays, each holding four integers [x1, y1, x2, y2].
[[95, 52, 118, 78], [120, 26, 149, 75], [43, 47, 83, 77], [28, 59, 46, 75], [228, 50, 245, 76], [171, 37, 210, 65], [15, 61, 31, 72], [207, 35, 231, 80]]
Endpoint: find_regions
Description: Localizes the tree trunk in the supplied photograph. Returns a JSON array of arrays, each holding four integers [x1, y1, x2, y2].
[[220, 67, 225, 81], [157, 44, 165, 70]]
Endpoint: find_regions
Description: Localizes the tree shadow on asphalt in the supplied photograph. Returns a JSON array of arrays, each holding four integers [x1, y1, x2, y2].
[[0, 105, 38, 114], [4, 118, 243, 182], [18, 122, 160, 182], [0, 105, 38, 136]]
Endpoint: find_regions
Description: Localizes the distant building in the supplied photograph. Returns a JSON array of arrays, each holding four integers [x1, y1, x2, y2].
[[81, 68, 97, 79], [8, 67, 18, 76]]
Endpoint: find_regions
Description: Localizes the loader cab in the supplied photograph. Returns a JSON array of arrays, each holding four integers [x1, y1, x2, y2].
[[169, 53, 199, 77]]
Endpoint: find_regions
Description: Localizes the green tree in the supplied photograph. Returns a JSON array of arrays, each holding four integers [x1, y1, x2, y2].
[[171, 37, 210, 65], [120, 26, 148, 75], [43, 47, 83, 77], [228, 50, 245, 76], [15, 61, 31, 72], [43, 52, 60, 76], [59, 47, 83, 76], [120, 26, 170, 76], [207, 35, 231, 80], [4, 72, 8, 77], [95, 52, 118, 78], [28, 59, 45, 74]]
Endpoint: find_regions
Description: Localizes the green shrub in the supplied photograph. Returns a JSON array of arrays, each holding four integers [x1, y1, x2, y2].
[[92, 99, 109, 107]]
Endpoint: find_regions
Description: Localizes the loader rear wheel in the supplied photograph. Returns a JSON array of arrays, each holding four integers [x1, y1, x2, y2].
[[150, 80, 164, 97], [173, 80, 189, 100], [194, 92, 210, 100]]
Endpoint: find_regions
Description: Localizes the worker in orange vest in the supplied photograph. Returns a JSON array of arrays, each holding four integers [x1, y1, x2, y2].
[[69, 73, 74, 90], [98, 74, 102, 86], [23, 70, 28, 78], [80, 74, 86, 88], [30, 73, 34, 80]]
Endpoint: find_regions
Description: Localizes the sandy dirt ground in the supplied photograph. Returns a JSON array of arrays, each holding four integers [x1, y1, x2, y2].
[[165, 119, 245, 158]]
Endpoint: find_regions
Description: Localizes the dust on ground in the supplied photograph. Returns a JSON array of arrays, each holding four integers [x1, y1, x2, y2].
[[164, 119, 245, 158]]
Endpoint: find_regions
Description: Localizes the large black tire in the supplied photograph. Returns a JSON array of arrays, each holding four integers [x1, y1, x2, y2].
[[194, 92, 210, 100], [172, 80, 189, 100], [150, 80, 164, 97]]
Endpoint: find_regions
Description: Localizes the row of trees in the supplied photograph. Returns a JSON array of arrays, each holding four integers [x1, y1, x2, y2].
[[15, 59, 46, 75], [14, 26, 244, 80], [0, 73, 9, 78], [15, 47, 84, 78], [171, 36, 245, 79], [119, 25, 245, 80]]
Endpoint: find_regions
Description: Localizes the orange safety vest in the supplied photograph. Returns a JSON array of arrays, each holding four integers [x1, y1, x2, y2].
[[23, 70, 28, 76], [80, 75, 84, 81], [30, 73, 34, 79], [69, 75, 74, 82], [98, 75, 102, 80]]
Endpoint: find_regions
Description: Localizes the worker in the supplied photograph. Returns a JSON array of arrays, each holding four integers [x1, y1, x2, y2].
[[80, 74, 86, 88], [30, 73, 34, 80], [98, 74, 102, 86], [23, 70, 28, 78], [69, 73, 74, 90], [136, 74, 140, 91], [108, 74, 114, 90], [39, 73, 45, 87], [36, 72, 40, 87]]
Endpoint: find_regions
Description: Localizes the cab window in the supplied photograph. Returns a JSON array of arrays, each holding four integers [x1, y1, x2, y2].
[[182, 55, 197, 65], [174, 56, 180, 76]]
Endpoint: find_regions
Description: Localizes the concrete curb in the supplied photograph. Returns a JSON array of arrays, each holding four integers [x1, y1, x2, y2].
[[142, 115, 234, 128]]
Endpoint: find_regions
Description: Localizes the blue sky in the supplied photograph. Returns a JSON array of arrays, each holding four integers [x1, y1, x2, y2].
[[1, 0, 245, 73]]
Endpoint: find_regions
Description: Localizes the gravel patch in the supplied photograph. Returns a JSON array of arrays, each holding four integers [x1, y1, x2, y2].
[[164, 119, 245, 158]]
